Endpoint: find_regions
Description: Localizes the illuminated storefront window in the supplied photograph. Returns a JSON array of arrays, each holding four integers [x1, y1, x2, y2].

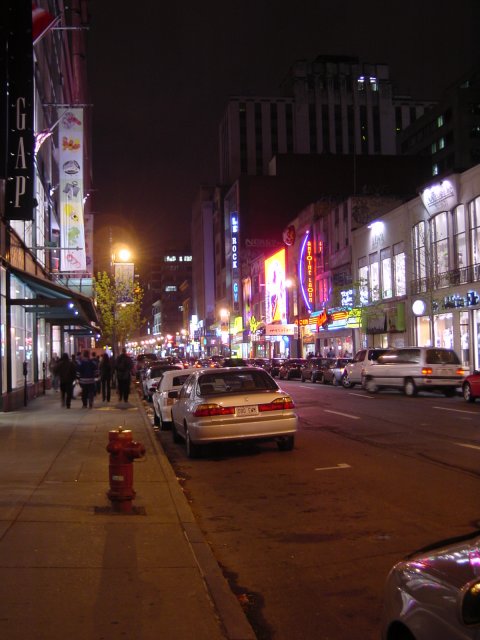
[[381, 248, 392, 298], [431, 212, 449, 276], [393, 242, 406, 296]]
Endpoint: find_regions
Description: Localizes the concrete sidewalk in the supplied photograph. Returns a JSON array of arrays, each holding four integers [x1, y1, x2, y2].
[[0, 386, 255, 640]]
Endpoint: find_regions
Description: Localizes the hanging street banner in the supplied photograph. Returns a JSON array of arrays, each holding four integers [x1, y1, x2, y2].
[[58, 109, 87, 272]]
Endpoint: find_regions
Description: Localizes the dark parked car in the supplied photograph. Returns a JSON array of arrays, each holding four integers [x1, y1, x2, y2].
[[270, 358, 287, 378], [278, 358, 308, 380], [300, 357, 335, 383], [462, 369, 480, 402], [322, 358, 353, 385], [222, 357, 248, 367], [251, 358, 272, 372]]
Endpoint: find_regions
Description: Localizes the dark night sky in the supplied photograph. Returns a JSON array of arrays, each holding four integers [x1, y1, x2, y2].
[[87, 0, 479, 271]]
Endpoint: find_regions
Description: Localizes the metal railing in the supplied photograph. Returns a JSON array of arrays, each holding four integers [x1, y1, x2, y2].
[[410, 263, 480, 295]]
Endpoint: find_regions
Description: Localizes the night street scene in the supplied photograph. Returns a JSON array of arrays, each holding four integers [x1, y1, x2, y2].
[[1, 1, 480, 638]]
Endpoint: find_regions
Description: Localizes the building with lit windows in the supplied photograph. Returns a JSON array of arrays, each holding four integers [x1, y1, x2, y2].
[[398, 67, 480, 180], [0, 2, 98, 410], [351, 163, 480, 371]]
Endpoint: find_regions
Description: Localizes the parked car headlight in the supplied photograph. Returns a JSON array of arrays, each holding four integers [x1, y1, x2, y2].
[[461, 580, 480, 625]]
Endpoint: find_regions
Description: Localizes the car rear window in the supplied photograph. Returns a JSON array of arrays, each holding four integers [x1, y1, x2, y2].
[[426, 349, 461, 365], [198, 370, 278, 395], [171, 374, 191, 387]]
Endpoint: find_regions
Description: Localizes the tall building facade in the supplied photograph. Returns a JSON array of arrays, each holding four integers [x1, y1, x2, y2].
[[219, 55, 435, 184], [0, 1, 98, 410]]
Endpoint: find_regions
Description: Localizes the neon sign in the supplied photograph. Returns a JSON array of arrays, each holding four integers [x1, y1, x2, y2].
[[299, 230, 314, 312]]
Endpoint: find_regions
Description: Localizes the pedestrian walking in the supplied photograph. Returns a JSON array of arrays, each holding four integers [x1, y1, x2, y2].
[[54, 353, 77, 408], [76, 350, 98, 408], [115, 348, 133, 402], [49, 353, 60, 392], [99, 353, 112, 402]]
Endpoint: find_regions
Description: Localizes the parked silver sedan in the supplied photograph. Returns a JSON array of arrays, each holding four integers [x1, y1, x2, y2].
[[381, 530, 480, 640], [171, 367, 297, 458]]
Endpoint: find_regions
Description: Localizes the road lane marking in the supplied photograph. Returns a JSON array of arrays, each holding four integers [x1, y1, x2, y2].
[[349, 393, 375, 399], [315, 463, 351, 471], [455, 443, 480, 451], [432, 406, 476, 416], [324, 409, 360, 419]]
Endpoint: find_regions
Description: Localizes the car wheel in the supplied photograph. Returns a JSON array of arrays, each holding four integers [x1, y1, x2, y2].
[[153, 408, 160, 426], [277, 435, 294, 451], [185, 426, 201, 458], [172, 421, 182, 443], [365, 377, 378, 394], [463, 382, 476, 403], [404, 378, 417, 397], [342, 374, 353, 388]]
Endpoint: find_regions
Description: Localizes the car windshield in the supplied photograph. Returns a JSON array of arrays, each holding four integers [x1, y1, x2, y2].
[[197, 370, 278, 395]]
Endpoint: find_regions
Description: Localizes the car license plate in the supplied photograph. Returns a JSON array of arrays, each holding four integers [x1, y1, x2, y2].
[[236, 405, 259, 416]]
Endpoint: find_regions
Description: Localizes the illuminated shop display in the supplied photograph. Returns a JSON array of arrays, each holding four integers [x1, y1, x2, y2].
[[264, 248, 286, 324]]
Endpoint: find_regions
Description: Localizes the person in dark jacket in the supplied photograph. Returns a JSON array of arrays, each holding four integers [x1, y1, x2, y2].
[[76, 350, 98, 408], [99, 353, 112, 402], [115, 348, 133, 402], [54, 353, 77, 409]]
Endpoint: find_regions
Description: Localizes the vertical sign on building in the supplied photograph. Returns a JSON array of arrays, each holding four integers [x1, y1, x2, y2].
[[5, 1, 35, 220], [231, 212, 240, 312], [299, 230, 315, 312], [58, 109, 87, 272]]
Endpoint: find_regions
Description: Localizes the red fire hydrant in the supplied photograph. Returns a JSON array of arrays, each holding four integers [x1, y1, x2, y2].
[[106, 427, 145, 513]]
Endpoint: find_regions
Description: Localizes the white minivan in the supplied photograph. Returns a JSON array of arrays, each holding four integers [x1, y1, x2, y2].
[[362, 347, 465, 396]]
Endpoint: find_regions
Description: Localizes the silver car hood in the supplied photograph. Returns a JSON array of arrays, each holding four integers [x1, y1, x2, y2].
[[395, 532, 480, 589]]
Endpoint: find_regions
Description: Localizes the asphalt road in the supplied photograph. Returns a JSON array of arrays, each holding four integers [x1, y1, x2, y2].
[[146, 380, 480, 640]]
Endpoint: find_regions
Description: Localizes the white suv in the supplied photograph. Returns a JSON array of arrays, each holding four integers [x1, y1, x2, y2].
[[341, 348, 392, 388], [362, 347, 465, 396]]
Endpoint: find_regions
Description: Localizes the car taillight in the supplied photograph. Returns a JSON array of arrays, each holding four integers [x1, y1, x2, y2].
[[258, 396, 295, 412], [193, 404, 236, 417], [421, 367, 433, 375], [457, 368, 466, 376]]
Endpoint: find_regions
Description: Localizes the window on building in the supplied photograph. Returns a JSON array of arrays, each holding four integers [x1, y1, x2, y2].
[[357, 76, 365, 91], [381, 248, 392, 298], [438, 137, 445, 149], [369, 76, 378, 92], [413, 221, 427, 287], [432, 163, 439, 176], [358, 257, 369, 305], [454, 205, 466, 269], [431, 211, 449, 275], [469, 196, 480, 266], [369, 253, 379, 301], [437, 115, 444, 128], [393, 242, 406, 296]]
